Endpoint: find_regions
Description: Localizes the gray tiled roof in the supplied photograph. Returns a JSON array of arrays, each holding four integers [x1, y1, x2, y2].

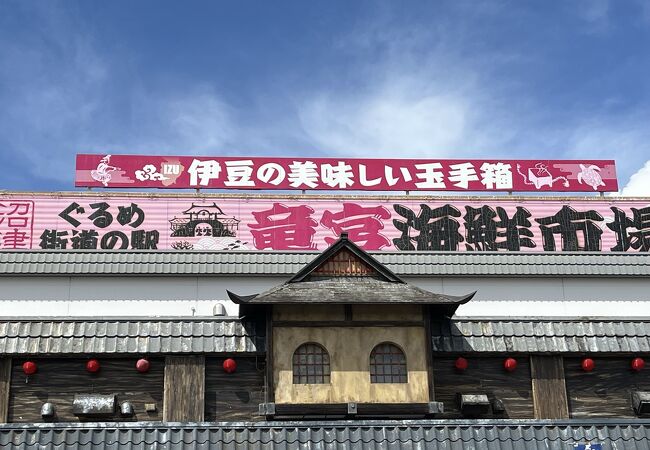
[[0, 250, 649, 276], [1, 420, 648, 449], [433, 319, 650, 353], [0, 319, 261, 355], [231, 278, 474, 305], [2, 318, 650, 356]]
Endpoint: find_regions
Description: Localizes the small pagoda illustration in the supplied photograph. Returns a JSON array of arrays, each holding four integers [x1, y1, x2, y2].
[[169, 203, 240, 237]]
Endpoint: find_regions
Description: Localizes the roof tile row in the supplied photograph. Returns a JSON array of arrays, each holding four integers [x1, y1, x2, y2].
[[0, 319, 261, 355], [1, 420, 648, 449], [1, 250, 649, 276], [432, 319, 650, 353], [3, 318, 650, 355]]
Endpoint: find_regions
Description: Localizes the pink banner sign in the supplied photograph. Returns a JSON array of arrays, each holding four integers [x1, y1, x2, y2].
[[1, 193, 648, 253], [75, 154, 618, 192]]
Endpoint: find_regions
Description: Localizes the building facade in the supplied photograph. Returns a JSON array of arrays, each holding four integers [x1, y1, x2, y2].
[[0, 192, 650, 448]]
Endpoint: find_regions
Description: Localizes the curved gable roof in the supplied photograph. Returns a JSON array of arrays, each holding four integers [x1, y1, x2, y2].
[[227, 234, 475, 315]]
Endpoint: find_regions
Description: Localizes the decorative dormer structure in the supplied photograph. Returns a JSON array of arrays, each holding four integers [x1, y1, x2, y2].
[[228, 233, 475, 418]]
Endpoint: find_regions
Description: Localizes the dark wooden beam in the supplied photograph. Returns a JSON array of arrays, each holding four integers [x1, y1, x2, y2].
[[530, 355, 569, 419], [205, 357, 265, 421], [0, 358, 10, 423], [433, 356, 534, 418], [564, 357, 650, 419], [270, 402, 436, 418], [163, 356, 205, 421], [265, 306, 275, 403], [9, 358, 164, 423], [273, 320, 424, 328], [344, 305, 353, 321], [423, 306, 436, 401]]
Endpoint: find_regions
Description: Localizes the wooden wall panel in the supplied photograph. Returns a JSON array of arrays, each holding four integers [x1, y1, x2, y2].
[[205, 357, 265, 421], [530, 355, 569, 419], [8, 358, 163, 423], [433, 357, 533, 418], [565, 357, 650, 418], [163, 356, 205, 422], [312, 249, 375, 277], [0, 358, 10, 423]]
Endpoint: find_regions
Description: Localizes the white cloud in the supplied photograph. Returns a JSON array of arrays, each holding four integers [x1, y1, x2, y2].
[[0, 6, 240, 185], [0, 18, 97, 181], [574, 0, 610, 24], [298, 84, 468, 158], [119, 88, 238, 155], [295, 22, 524, 159], [290, 2, 650, 188], [619, 160, 650, 196], [563, 116, 650, 194], [2, 1, 650, 194], [294, 15, 650, 196]]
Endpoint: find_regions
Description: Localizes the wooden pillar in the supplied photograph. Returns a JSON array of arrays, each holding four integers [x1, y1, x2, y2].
[[423, 306, 435, 401], [163, 356, 205, 421], [530, 355, 569, 419], [266, 307, 275, 403], [0, 358, 11, 423]]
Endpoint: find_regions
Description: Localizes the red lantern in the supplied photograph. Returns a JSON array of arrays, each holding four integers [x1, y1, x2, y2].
[[454, 357, 468, 371], [22, 361, 37, 375], [135, 358, 150, 373], [504, 357, 517, 372], [86, 359, 101, 373], [223, 358, 237, 373], [581, 357, 595, 372], [632, 357, 645, 372]]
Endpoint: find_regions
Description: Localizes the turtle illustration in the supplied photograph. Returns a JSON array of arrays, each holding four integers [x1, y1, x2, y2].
[[577, 164, 605, 190]]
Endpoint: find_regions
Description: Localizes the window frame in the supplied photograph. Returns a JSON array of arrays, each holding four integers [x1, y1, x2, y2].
[[369, 342, 408, 384], [292, 342, 331, 385]]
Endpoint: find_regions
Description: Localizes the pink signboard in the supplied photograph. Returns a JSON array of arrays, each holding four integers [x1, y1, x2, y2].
[[0, 193, 647, 252], [75, 154, 618, 192]]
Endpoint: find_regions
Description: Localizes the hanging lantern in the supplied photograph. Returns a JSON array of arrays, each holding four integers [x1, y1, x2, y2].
[[632, 357, 645, 372], [86, 359, 101, 373], [22, 361, 37, 375], [454, 357, 468, 371], [135, 358, 150, 373], [504, 357, 517, 372], [223, 358, 237, 373], [581, 357, 595, 372]]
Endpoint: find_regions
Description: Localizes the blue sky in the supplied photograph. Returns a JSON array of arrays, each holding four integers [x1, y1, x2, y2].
[[1, 0, 650, 194]]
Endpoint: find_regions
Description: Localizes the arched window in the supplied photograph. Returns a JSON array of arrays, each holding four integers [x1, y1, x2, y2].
[[370, 342, 407, 383], [292, 343, 331, 384]]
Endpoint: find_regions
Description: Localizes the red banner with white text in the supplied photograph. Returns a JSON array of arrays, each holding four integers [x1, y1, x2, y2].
[[75, 154, 618, 192]]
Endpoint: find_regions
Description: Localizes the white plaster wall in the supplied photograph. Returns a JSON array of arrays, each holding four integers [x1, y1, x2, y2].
[[0, 275, 648, 318]]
